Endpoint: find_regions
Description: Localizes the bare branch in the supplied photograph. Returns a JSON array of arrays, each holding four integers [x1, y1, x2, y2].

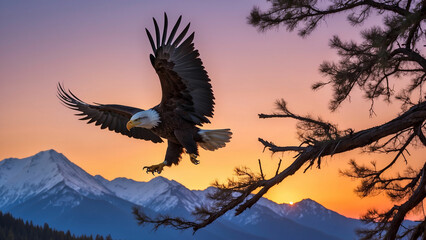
[[414, 122, 426, 146], [258, 159, 265, 180], [275, 159, 282, 176], [384, 165, 425, 239], [258, 138, 306, 153], [360, 163, 426, 240]]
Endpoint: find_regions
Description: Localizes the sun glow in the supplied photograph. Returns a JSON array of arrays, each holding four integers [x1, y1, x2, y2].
[[289, 202, 294, 205]]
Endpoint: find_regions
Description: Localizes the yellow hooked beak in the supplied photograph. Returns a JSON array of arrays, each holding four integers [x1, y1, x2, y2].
[[126, 120, 135, 131]]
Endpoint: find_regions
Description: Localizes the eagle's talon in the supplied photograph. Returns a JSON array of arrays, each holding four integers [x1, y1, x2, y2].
[[189, 154, 200, 165], [143, 163, 165, 174]]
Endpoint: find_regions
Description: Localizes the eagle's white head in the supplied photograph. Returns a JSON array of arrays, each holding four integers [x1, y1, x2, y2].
[[126, 109, 161, 130]]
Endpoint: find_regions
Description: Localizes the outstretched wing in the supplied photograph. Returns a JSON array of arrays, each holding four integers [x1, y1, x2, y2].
[[146, 13, 214, 125], [57, 83, 163, 143]]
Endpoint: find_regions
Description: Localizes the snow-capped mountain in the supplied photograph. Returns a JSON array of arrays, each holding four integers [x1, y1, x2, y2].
[[100, 175, 362, 239], [257, 197, 363, 237], [0, 150, 362, 240], [0, 150, 111, 209], [95, 175, 200, 213]]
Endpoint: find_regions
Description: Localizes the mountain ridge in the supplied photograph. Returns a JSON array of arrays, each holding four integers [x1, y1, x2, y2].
[[0, 149, 362, 239]]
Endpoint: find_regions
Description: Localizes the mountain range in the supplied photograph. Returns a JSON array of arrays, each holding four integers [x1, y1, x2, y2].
[[0, 150, 364, 239]]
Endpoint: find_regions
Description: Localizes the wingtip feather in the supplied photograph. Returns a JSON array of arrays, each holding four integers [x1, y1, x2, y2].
[[146, 28, 156, 54], [161, 13, 168, 45], [153, 17, 160, 48]]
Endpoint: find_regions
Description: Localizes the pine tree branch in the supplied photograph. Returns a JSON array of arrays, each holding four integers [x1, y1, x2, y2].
[[251, 1, 426, 111], [383, 163, 426, 240], [260, 101, 426, 155], [249, 0, 413, 34], [133, 102, 426, 233], [414, 123, 426, 145], [221, 100, 424, 217], [390, 48, 426, 71], [363, 0, 412, 16]]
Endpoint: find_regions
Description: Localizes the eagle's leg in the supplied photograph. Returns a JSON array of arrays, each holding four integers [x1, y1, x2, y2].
[[174, 130, 200, 165], [143, 163, 165, 175], [142, 141, 183, 175]]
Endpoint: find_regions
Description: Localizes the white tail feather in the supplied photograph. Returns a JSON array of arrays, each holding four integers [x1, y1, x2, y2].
[[198, 129, 232, 151]]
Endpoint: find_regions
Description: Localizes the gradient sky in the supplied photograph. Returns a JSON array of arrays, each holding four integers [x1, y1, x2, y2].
[[0, 0, 424, 220]]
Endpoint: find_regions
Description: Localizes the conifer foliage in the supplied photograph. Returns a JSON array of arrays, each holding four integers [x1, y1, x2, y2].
[[0, 211, 112, 240]]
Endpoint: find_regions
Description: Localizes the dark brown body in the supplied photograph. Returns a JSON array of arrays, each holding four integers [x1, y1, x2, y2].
[[151, 106, 203, 166], [151, 106, 201, 143]]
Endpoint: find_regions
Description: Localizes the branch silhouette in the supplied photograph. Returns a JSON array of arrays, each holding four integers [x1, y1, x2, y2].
[[134, 1, 426, 238]]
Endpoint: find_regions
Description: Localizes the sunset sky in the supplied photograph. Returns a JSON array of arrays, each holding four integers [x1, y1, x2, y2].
[[0, 0, 423, 220]]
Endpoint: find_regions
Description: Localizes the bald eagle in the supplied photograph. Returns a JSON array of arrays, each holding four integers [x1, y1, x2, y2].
[[58, 13, 232, 174]]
